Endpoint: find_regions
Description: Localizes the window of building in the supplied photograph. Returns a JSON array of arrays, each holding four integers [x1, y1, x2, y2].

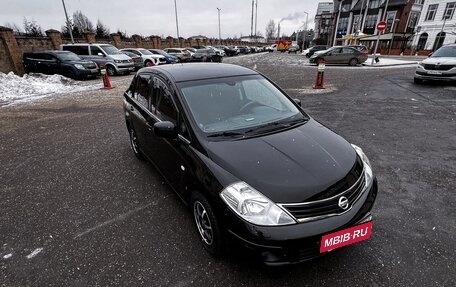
[[443, 2, 456, 20], [407, 11, 420, 33], [369, 0, 380, 9], [386, 11, 397, 31], [433, 32, 446, 51], [425, 4, 438, 21], [417, 33, 428, 50], [338, 17, 349, 33], [365, 15, 378, 29]]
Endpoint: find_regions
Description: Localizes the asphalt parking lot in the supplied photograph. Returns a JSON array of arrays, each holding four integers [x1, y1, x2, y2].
[[0, 53, 455, 286]]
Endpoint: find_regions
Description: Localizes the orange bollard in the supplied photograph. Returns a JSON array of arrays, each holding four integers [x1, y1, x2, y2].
[[100, 68, 113, 89]]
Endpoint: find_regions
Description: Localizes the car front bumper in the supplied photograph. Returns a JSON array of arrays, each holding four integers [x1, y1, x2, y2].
[[223, 177, 378, 266], [414, 70, 456, 82]]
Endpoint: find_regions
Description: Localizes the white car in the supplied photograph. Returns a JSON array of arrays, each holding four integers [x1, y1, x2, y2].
[[414, 44, 456, 84], [120, 48, 166, 66]]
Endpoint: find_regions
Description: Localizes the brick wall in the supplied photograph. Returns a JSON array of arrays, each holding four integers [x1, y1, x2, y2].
[[0, 26, 255, 75]]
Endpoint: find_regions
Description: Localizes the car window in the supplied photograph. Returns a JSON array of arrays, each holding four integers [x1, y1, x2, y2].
[[134, 74, 151, 109], [152, 77, 177, 123], [90, 46, 103, 56], [63, 45, 89, 55], [342, 48, 355, 54]]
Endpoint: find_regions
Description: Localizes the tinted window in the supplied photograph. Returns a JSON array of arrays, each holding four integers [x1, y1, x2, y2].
[[342, 48, 355, 54], [63, 45, 89, 55], [152, 77, 177, 123], [90, 46, 104, 56], [134, 74, 151, 109]]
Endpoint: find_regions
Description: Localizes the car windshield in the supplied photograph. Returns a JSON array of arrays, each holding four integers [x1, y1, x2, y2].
[[56, 52, 81, 61], [431, 46, 456, 57], [100, 45, 121, 55], [179, 75, 307, 136], [152, 49, 169, 56], [139, 49, 153, 55]]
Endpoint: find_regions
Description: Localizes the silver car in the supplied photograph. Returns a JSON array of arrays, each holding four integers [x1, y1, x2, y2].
[[414, 44, 456, 84]]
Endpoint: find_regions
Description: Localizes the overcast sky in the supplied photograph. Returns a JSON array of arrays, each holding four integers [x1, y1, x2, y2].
[[1, 0, 322, 39]]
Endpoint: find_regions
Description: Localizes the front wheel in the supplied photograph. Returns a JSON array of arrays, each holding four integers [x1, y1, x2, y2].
[[349, 58, 358, 66], [192, 192, 222, 256], [106, 65, 116, 76], [128, 126, 144, 160]]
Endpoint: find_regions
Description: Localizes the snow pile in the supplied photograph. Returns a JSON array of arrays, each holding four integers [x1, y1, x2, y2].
[[0, 72, 101, 106]]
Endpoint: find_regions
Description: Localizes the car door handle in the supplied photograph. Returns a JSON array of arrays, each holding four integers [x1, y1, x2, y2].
[[130, 106, 134, 111]]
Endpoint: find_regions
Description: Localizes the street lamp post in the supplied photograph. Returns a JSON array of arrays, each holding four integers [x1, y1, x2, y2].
[[217, 8, 221, 45], [371, 0, 390, 65], [61, 0, 74, 44], [333, 0, 343, 46], [174, 0, 180, 47]]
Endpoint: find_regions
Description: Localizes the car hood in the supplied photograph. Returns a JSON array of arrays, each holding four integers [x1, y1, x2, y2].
[[203, 119, 358, 203], [421, 57, 456, 65], [109, 53, 132, 61], [66, 60, 95, 65]]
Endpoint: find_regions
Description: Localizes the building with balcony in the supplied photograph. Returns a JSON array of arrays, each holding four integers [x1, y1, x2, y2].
[[314, 2, 335, 45]]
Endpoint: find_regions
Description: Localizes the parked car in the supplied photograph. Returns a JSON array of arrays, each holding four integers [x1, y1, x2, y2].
[[164, 48, 192, 62], [304, 45, 330, 58], [23, 50, 99, 80], [215, 45, 239, 56], [148, 49, 179, 64], [123, 63, 378, 265], [238, 46, 251, 54], [120, 48, 165, 66], [414, 44, 456, 84], [61, 43, 134, 76], [191, 49, 210, 62], [288, 45, 300, 54], [309, 46, 368, 66], [120, 51, 144, 71]]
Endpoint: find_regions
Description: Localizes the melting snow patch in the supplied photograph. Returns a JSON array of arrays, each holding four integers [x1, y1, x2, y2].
[[0, 72, 101, 106], [3, 253, 12, 259], [26, 247, 43, 259]]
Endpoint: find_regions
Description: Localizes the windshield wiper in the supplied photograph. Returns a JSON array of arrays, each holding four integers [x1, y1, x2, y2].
[[206, 131, 245, 138], [246, 117, 308, 134]]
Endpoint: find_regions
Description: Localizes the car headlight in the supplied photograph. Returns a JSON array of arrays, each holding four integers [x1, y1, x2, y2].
[[351, 144, 373, 185], [220, 182, 296, 226], [114, 60, 122, 63], [74, 64, 85, 70]]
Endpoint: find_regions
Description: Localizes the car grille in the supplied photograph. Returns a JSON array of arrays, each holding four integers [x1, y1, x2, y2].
[[280, 156, 365, 222], [83, 63, 97, 69], [120, 59, 131, 63], [423, 64, 454, 71]]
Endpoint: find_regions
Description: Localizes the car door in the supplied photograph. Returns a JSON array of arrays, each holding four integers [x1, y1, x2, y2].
[[324, 48, 341, 64], [36, 53, 59, 75], [340, 47, 355, 64], [144, 74, 191, 194]]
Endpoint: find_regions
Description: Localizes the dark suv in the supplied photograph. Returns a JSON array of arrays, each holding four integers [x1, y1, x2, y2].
[[23, 51, 99, 80]]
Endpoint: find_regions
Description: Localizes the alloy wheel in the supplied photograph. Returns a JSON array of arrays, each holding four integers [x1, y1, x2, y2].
[[193, 201, 213, 245]]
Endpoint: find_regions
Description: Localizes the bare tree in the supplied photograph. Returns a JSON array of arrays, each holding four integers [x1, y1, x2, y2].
[[23, 18, 44, 37], [265, 20, 276, 42], [4, 22, 22, 34], [72, 10, 94, 34], [96, 19, 110, 38]]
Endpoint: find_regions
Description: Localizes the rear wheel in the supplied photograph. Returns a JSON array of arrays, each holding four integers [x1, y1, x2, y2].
[[192, 192, 222, 256], [145, 60, 154, 67], [349, 58, 358, 66]]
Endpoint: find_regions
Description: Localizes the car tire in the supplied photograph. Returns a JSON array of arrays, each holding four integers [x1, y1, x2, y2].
[[145, 60, 154, 67], [64, 70, 77, 80], [191, 191, 222, 256], [349, 58, 358, 66], [106, 65, 116, 76], [306, 53, 310, 58], [414, 77, 423, 84], [128, 126, 144, 160]]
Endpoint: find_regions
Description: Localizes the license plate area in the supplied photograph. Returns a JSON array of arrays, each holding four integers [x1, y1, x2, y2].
[[320, 221, 372, 253], [427, 70, 442, 75]]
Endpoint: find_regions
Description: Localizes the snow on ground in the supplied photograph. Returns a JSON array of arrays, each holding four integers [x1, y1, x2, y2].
[[0, 72, 102, 107]]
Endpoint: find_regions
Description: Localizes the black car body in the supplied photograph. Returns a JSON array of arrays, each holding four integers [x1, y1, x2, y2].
[[305, 45, 330, 58], [123, 63, 377, 265], [23, 50, 99, 80], [238, 46, 251, 54]]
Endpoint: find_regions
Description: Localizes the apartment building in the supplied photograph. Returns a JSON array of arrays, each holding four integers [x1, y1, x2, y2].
[[314, 2, 335, 45], [413, 0, 456, 51]]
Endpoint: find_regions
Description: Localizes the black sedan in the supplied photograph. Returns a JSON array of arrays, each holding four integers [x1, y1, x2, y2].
[[123, 63, 377, 265]]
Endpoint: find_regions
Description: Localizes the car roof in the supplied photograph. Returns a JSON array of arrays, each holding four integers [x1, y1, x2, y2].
[[139, 63, 258, 83]]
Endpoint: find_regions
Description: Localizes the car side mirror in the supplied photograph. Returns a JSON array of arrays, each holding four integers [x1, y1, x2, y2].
[[293, 98, 301, 107], [428, 52, 433, 57], [154, 121, 177, 139]]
